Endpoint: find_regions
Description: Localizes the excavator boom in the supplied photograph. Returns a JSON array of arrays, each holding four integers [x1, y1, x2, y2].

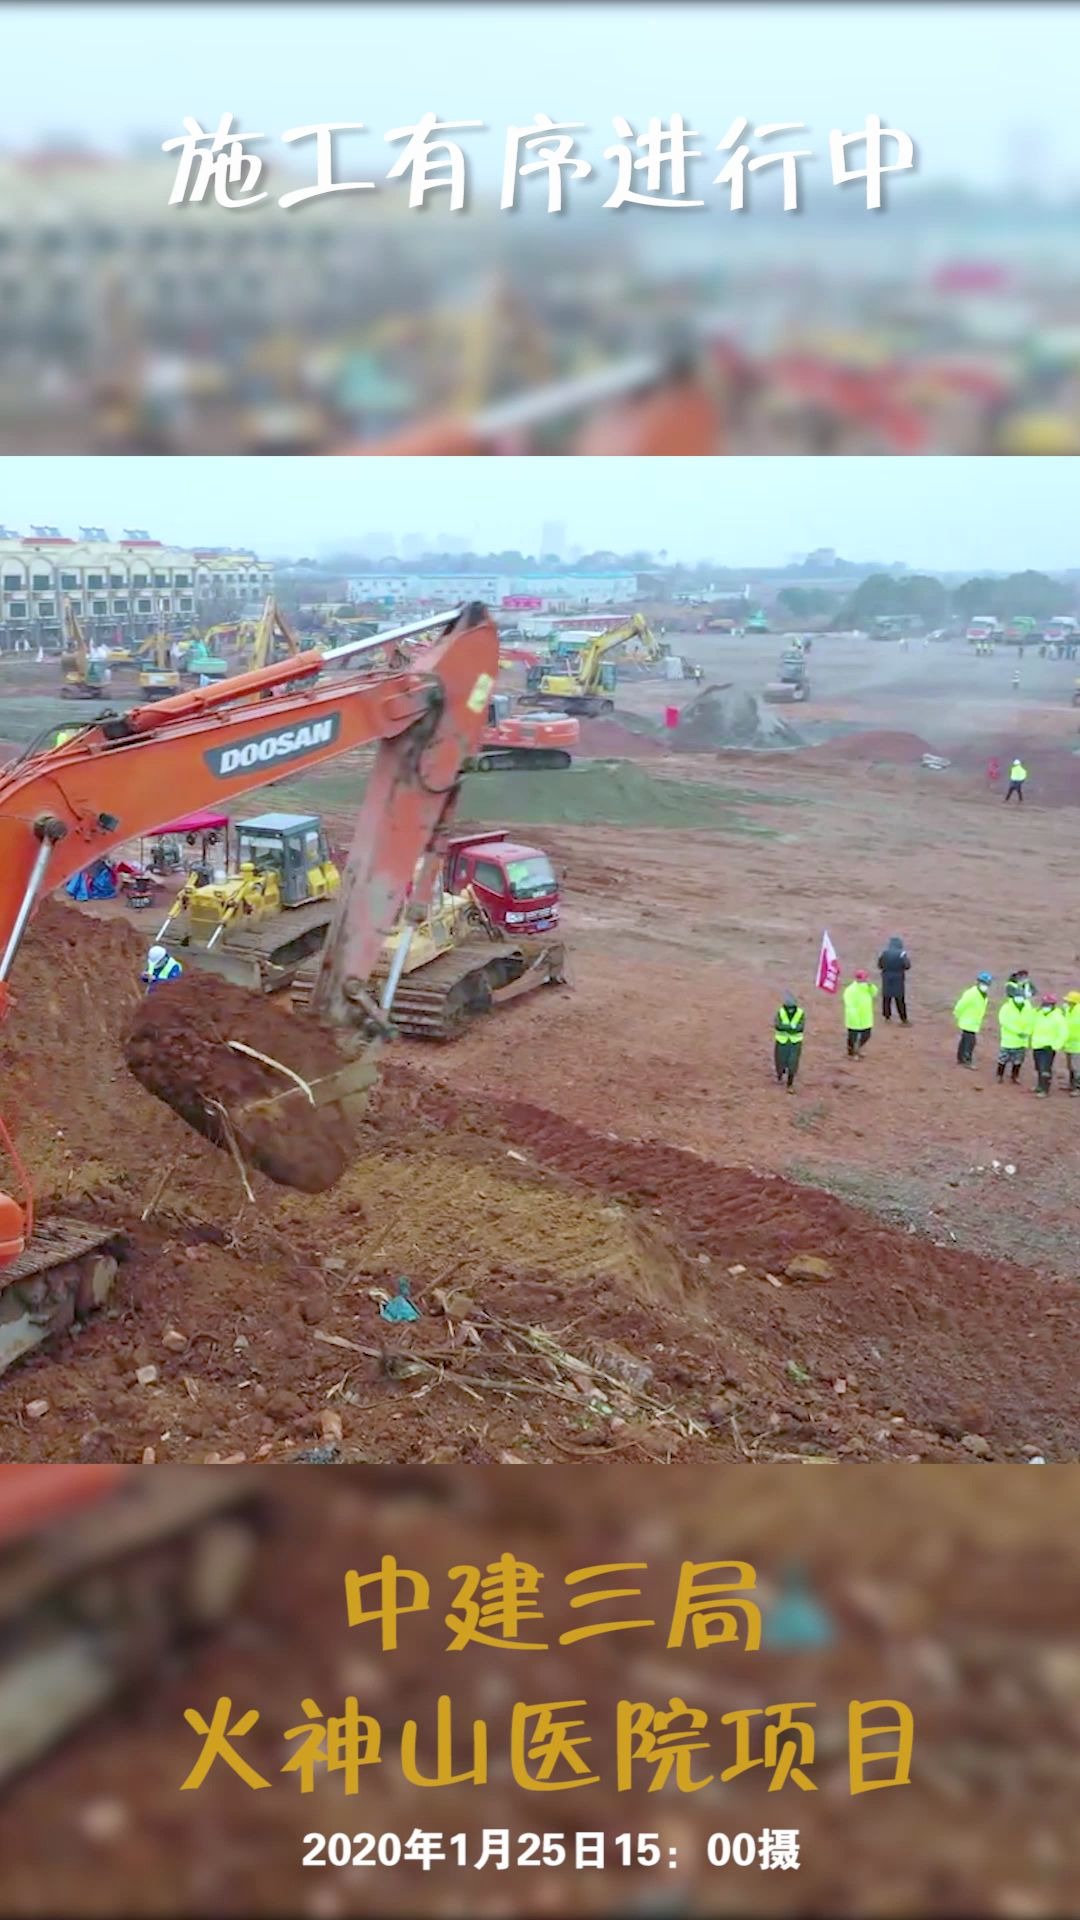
[[0, 603, 497, 1285], [0, 608, 494, 946]]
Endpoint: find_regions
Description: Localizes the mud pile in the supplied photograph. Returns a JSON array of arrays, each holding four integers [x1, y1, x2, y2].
[[804, 728, 940, 766], [126, 971, 362, 1193], [576, 714, 666, 758], [673, 686, 805, 750]]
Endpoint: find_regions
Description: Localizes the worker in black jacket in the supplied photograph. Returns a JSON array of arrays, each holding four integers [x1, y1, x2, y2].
[[877, 935, 911, 1025]]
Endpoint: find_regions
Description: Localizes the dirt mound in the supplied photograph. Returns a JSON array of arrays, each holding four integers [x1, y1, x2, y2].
[[125, 971, 361, 1193], [577, 714, 665, 757], [804, 729, 938, 765], [673, 686, 804, 751], [1, 896, 1077, 1465]]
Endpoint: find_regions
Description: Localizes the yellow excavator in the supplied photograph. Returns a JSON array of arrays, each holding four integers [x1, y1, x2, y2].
[[58, 599, 110, 700], [137, 625, 181, 700], [245, 596, 304, 672], [518, 612, 662, 716]]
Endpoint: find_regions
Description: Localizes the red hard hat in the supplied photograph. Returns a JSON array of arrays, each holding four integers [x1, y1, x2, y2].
[[854, 969, 868, 981]]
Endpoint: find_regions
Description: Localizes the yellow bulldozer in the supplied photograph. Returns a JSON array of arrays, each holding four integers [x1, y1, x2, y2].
[[157, 811, 341, 990]]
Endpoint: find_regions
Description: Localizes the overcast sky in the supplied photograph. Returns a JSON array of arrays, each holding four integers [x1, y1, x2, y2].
[[1, 458, 1075, 570], [3, 3, 1074, 189]]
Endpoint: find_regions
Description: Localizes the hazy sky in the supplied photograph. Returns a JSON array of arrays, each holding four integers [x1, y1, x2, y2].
[[1, 458, 1075, 570], [3, 3, 1074, 188]]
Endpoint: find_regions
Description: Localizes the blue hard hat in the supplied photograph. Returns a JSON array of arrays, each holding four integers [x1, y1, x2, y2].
[[977, 971, 993, 984]]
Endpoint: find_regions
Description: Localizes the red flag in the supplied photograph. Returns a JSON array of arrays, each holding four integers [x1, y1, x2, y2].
[[816, 929, 840, 994]]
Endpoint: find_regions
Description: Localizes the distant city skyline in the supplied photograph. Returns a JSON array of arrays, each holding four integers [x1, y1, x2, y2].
[[1, 457, 1077, 573]]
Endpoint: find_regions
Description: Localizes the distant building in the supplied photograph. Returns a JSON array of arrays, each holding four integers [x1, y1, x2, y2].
[[0, 532, 272, 646], [346, 569, 638, 610]]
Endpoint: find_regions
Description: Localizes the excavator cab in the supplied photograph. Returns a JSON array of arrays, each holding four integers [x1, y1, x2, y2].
[[235, 814, 338, 908]]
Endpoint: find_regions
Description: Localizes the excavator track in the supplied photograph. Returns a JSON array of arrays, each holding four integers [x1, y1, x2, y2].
[[293, 938, 566, 1040], [166, 898, 338, 992], [0, 1221, 125, 1377], [0, 1471, 263, 1786]]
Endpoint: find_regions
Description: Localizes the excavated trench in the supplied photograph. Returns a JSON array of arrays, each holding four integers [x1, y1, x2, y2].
[[0, 898, 1075, 1463]]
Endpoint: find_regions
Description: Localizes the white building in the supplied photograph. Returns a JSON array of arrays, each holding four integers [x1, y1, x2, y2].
[[346, 570, 638, 611], [0, 533, 273, 646]]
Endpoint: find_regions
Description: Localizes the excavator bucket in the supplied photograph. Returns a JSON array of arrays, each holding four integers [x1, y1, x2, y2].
[[124, 971, 377, 1194]]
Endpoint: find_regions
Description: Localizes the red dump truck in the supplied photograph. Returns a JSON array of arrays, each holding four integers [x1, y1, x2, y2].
[[444, 830, 560, 935]]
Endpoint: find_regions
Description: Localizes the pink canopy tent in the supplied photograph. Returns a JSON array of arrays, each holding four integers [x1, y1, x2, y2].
[[147, 810, 230, 836]]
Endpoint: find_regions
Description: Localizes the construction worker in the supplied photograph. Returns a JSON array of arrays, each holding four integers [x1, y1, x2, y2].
[[1031, 994, 1066, 1097], [141, 944, 183, 992], [996, 981, 1033, 1084], [954, 972, 993, 1067], [1064, 991, 1080, 1094], [773, 995, 805, 1091], [877, 934, 911, 1025], [843, 970, 878, 1059], [1008, 967, 1037, 1003], [1004, 756, 1027, 803]]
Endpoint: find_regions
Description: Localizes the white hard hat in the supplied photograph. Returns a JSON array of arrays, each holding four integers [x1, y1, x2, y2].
[[148, 944, 167, 966]]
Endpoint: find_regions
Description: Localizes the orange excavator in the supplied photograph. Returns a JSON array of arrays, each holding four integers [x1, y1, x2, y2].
[[0, 603, 499, 1372]]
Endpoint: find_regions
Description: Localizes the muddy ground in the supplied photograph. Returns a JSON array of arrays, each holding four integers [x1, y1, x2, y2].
[[0, 625, 1068, 1451], [0, 631, 1078, 1464]]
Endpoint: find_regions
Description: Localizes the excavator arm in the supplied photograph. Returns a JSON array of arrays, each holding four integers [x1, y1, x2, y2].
[[0, 603, 496, 1215]]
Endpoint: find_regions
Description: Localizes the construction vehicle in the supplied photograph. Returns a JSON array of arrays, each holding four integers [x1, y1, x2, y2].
[[471, 694, 577, 771], [59, 599, 110, 701], [242, 597, 304, 675], [171, 804, 563, 1017], [0, 1465, 262, 1790], [0, 603, 567, 1366], [293, 831, 563, 1039], [137, 627, 181, 700], [157, 811, 343, 990], [1003, 616, 1039, 647], [966, 616, 1001, 647], [181, 636, 230, 684], [518, 613, 661, 716], [1046, 616, 1079, 649], [763, 642, 810, 704]]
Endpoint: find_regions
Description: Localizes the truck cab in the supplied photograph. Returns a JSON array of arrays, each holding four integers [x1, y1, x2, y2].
[[444, 831, 559, 934]]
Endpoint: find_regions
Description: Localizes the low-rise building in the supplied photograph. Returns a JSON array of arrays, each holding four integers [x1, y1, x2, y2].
[[345, 570, 638, 611], [0, 533, 273, 646]]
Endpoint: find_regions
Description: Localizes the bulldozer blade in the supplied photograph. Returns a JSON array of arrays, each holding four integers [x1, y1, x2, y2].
[[490, 943, 566, 1004]]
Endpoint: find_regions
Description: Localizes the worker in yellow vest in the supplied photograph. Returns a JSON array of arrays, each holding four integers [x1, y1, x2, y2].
[[996, 981, 1033, 1084], [842, 970, 878, 1059], [1004, 757, 1027, 804], [1064, 991, 1080, 1094], [773, 995, 805, 1091], [1031, 994, 1066, 1097], [953, 972, 992, 1067]]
